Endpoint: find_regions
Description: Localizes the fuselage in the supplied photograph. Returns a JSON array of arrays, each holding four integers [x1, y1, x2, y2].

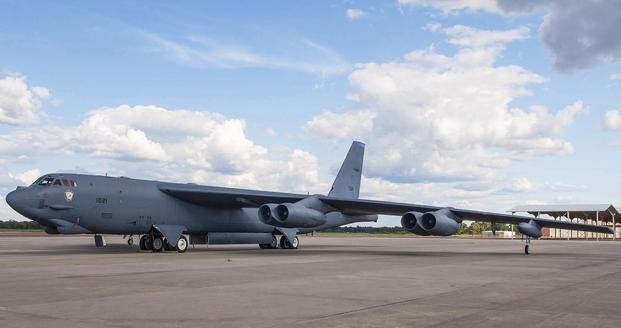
[[6, 173, 366, 235]]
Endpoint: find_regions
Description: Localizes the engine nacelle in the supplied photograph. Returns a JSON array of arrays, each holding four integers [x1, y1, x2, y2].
[[517, 220, 542, 238], [400, 212, 430, 236], [419, 208, 460, 236], [258, 204, 280, 226], [258, 203, 327, 228], [274, 203, 327, 228]]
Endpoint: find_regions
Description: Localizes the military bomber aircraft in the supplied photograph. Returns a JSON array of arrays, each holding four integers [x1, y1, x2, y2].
[[5, 142, 613, 254]]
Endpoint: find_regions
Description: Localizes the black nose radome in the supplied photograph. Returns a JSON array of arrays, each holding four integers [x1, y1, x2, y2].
[[6, 190, 17, 209]]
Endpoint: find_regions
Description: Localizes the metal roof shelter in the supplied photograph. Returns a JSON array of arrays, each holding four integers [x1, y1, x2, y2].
[[507, 204, 619, 240]]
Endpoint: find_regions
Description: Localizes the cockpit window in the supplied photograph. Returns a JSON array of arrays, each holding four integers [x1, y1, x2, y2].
[[32, 175, 78, 187], [36, 176, 55, 186]]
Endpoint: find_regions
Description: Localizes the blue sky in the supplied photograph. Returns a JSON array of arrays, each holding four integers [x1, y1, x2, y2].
[[1, 0, 621, 226]]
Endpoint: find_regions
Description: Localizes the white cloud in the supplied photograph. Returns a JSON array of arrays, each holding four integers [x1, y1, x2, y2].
[[138, 31, 350, 76], [306, 25, 584, 183], [610, 73, 621, 81], [405, 1, 621, 71], [10, 168, 41, 186], [304, 110, 376, 140], [398, 0, 500, 13], [0, 105, 324, 195], [0, 74, 50, 125], [443, 25, 529, 47], [604, 110, 621, 131], [346, 8, 367, 21]]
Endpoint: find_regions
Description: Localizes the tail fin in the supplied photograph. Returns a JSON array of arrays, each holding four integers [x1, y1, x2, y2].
[[328, 141, 364, 199]]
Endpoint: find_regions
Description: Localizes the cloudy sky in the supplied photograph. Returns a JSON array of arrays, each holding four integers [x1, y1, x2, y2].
[[1, 0, 621, 226]]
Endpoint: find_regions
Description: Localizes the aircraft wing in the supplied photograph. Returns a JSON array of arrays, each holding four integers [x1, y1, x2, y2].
[[158, 183, 613, 234], [319, 197, 614, 234], [157, 183, 307, 208]]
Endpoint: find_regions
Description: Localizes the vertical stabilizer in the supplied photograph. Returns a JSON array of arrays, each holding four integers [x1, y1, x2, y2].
[[328, 141, 364, 199]]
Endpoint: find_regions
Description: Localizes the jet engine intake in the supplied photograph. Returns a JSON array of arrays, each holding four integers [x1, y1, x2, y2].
[[258, 204, 280, 226], [273, 203, 327, 228], [419, 208, 460, 236], [258, 203, 327, 228], [400, 212, 430, 236], [517, 219, 542, 238]]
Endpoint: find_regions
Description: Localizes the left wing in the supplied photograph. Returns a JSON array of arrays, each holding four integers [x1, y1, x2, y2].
[[157, 183, 307, 208]]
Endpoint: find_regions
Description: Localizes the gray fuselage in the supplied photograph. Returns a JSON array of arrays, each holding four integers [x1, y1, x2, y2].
[[6, 173, 365, 235]]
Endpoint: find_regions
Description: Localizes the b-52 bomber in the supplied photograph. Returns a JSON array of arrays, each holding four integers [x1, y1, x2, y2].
[[6, 141, 613, 254]]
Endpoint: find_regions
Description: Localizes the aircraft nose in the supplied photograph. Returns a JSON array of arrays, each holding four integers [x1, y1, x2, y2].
[[6, 188, 27, 213], [6, 190, 17, 209]]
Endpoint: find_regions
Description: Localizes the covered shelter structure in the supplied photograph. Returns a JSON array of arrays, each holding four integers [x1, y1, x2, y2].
[[507, 204, 619, 240]]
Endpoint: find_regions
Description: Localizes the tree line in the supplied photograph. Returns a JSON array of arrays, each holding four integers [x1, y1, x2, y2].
[[0, 220, 43, 230]]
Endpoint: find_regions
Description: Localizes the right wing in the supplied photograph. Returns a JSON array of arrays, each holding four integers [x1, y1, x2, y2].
[[320, 196, 614, 234], [158, 183, 613, 234]]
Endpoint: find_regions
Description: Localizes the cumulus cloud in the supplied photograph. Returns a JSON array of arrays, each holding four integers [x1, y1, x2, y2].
[[443, 25, 529, 47], [0, 74, 50, 125], [12, 168, 42, 186], [604, 110, 621, 131], [404, 1, 621, 71], [398, 0, 499, 13], [304, 110, 376, 140], [536, 1, 621, 71], [0, 105, 323, 193], [346, 8, 367, 21], [306, 25, 584, 183], [433, 1, 621, 71]]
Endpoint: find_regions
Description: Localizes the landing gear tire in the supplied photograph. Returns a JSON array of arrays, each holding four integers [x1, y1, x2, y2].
[[279, 236, 299, 249], [176, 235, 188, 253], [260, 235, 279, 249], [139, 235, 152, 251], [152, 236, 165, 252], [290, 236, 299, 249], [127, 236, 134, 246], [279, 236, 289, 249], [269, 235, 278, 249], [524, 244, 529, 255]]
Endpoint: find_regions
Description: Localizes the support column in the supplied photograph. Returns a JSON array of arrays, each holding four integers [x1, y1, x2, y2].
[[613, 214, 617, 241], [596, 212, 600, 241], [567, 211, 570, 240], [511, 212, 515, 240]]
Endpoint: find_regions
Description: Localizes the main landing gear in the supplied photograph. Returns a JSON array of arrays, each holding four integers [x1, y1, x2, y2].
[[139, 234, 187, 253], [259, 235, 279, 249], [259, 235, 299, 249]]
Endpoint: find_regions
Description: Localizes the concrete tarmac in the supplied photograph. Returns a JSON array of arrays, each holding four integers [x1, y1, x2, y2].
[[1, 235, 620, 328]]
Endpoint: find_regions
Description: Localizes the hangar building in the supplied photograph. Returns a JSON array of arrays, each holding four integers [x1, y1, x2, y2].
[[508, 204, 619, 240]]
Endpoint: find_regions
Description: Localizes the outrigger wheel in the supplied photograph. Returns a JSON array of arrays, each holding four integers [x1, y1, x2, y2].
[[524, 244, 529, 255]]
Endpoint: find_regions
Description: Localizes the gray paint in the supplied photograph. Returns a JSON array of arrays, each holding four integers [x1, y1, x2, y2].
[[4, 141, 613, 251]]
